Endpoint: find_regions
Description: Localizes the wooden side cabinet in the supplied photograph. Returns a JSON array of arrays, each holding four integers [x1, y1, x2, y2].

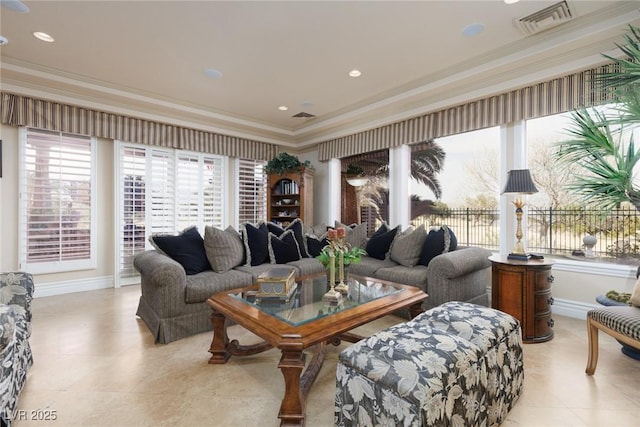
[[489, 255, 554, 343]]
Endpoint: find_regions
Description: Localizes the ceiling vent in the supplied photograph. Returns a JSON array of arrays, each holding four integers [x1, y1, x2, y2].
[[514, 0, 574, 36], [292, 111, 315, 118]]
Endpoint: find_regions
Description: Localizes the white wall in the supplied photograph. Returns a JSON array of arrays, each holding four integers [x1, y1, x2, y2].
[[298, 149, 331, 226]]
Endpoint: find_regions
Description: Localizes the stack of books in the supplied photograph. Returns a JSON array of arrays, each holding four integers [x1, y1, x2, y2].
[[507, 253, 544, 261]]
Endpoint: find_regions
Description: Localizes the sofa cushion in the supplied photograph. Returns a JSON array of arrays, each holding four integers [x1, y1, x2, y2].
[[151, 226, 211, 275], [241, 222, 270, 266], [348, 256, 397, 277], [287, 258, 326, 276], [335, 221, 367, 249], [204, 225, 245, 273], [304, 222, 329, 239], [375, 264, 429, 288], [184, 269, 254, 303], [390, 225, 428, 267], [365, 223, 399, 260], [267, 218, 309, 258], [235, 263, 283, 281], [419, 225, 458, 267], [268, 230, 302, 264], [305, 232, 328, 257]]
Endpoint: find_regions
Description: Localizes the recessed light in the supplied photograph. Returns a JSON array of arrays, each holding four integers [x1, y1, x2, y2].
[[278, 106, 288, 111], [204, 68, 223, 79], [462, 23, 485, 37], [348, 69, 362, 78], [0, 36, 8, 46], [504, 0, 520, 4], [1, 0, 29, 13], [33, 32, 54, 42]]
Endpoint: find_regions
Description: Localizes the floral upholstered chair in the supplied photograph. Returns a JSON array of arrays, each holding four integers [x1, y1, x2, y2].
[[0, 272, 35, 427]]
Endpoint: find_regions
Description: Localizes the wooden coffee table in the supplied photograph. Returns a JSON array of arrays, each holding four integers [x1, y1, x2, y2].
[[206, 273, 427, 426]]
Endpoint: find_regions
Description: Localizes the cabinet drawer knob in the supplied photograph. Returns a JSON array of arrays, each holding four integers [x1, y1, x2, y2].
[[548, 318, 555, 327], [548, 275, 555, 283], [548, 296, 555, 305]]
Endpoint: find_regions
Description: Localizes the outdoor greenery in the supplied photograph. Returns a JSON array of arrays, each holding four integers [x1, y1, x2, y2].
[[344, 140, 446, 223], [555, 25, 640, 213]]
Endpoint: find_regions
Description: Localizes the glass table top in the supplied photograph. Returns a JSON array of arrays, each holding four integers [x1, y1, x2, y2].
[[231, 275, 404, 326]]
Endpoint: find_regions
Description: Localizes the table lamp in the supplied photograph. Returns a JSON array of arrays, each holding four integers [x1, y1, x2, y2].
[[501, 169, 538, 256]]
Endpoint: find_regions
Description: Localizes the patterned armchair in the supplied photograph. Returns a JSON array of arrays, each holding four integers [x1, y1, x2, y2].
[[0, 272, 35, 427]]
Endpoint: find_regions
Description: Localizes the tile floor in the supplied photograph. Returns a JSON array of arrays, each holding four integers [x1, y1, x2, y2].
[[11, 285, 640, 426]]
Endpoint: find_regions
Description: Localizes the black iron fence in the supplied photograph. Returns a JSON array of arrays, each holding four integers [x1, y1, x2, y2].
[[411, 206, 640, 261]]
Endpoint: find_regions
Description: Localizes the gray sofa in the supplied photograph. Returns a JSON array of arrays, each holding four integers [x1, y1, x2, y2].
[[0, 272, 34, 427], [134, 222, 491, 344]]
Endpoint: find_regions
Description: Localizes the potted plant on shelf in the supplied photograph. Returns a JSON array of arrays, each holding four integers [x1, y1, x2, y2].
[[265, 152, 312, 175]]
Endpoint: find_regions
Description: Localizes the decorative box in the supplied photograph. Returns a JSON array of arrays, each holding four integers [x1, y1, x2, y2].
[[256, 267, 297, 299]]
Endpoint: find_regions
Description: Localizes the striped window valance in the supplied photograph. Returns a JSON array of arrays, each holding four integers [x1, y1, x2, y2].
[[318, 63, 620, 161], [0, 92, 278, 161]]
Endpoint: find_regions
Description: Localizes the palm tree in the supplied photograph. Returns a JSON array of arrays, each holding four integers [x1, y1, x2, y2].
[[555, 25, 640, 212], [344, 140, 446, 223]]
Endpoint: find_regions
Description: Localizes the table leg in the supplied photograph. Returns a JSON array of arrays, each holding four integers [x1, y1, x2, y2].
[[208, 310, 231, 364], [278, 349, 306, 426], [277, 343, 327, 426], [409, 302, 424, 319]]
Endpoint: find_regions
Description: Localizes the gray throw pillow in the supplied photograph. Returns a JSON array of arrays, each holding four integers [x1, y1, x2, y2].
[[390, 225, 428, 267], [204, 225, 245, 272], [335, 221, 367, 249]]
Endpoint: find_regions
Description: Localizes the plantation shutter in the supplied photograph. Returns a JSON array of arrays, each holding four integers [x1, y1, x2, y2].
[[175, 153, 225, 231], [148, 149, 176, 234], [116, 143, 226, 285], [20, 128, 96, 273], [118, 146, 147, 281], [237, 158, 267, 225]]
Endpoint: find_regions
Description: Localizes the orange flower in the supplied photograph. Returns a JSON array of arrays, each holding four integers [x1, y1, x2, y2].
[[336, 227, 346, 238]]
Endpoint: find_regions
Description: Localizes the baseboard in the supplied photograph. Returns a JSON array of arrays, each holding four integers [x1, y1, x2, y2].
[[33, 275, 113, 298], [552, 297, 600, 320]]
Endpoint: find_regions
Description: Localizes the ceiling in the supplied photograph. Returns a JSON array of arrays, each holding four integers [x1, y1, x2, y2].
[[1, 1, 640, 148]]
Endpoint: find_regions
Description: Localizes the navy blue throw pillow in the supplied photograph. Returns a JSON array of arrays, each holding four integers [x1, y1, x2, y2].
[[152, 227, 211, 275], [268, 230, 302, 264], [267, 219, 309, 258], [305, 234, 328, 257], [419, 225, 458, 266], [244, 222, 270, 266], [365, 224, 399, 260]]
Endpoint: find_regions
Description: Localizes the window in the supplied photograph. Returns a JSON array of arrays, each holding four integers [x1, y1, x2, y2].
[[115, 142, 226, 284], [236, 158, 267, 225], [176, 153, 224, 231], [19, 128, 96, 274], [525, 106, 640, 262]]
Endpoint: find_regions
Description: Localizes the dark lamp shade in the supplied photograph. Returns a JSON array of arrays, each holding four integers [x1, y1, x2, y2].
[[501, 169, 538, 194]]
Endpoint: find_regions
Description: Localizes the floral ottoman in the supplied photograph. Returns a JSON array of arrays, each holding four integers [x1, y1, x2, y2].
[[335, 301, 523, 426]]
